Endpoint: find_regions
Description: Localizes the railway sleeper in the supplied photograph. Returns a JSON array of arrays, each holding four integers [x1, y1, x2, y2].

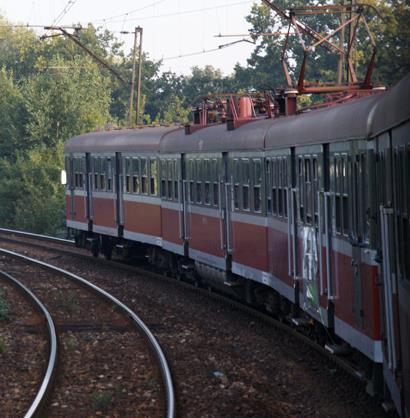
[[74, 230, 386, 402]]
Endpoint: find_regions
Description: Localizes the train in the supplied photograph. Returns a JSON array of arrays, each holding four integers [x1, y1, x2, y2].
[[64, 73, 410, 417]]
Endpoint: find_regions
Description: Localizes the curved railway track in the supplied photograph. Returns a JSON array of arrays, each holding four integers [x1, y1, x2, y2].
[[0, 239, 174, 418], [0, 228, 368, 379], [0, 228, 390, 417], [0, 270, 57, 418]]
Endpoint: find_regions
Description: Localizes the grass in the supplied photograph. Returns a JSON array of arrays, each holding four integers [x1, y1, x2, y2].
[[0, 337, 6, 354], [0, 291, 10, 321], [57, 290, 80, 314], [90, 390, 114, 412]]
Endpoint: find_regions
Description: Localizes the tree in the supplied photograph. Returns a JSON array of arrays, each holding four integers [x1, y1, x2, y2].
[[0, 144, 65, 234], [24, 55, 112, 148], [0, 69, 28, 159], [233, 1, 410, 91]]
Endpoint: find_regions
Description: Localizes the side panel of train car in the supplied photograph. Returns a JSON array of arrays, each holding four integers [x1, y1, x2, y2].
[[64, 74, 410, 417]]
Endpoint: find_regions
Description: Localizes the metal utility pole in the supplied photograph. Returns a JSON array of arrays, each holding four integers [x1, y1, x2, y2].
[[128, 27, 143, 126], [135, 27, 143, 126], [348, 0, 356, 83], [337, 1, 345, 85], [129, 27, 138, 127]]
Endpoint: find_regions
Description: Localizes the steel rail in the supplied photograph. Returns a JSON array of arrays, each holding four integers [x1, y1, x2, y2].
[[0, 228, 73, 245], [0, 228, 366, 381], [0, 248, 175, 418], [0, 270, 58, 418]]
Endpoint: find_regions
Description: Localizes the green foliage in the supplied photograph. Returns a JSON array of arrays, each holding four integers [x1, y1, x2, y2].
[[0, 337, 6, 354], [0, 145, 66, 234], [0, 4, 408, 235], [368, 1, 410, 85], [90, 390, 114, 412], [0, 69, 28, 159], [24, 56, 112, 147], [0, 291, 10, 321]]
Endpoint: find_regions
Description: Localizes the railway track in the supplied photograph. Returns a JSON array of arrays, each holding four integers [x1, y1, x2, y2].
[[0, 271, 55, 417], [0, 228, 367, 379], [0, 228, 390, 417], [0, 242, 174, 418]]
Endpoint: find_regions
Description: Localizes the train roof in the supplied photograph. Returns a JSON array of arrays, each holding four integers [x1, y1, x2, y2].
[[64, 126, 178, 154], [160, 93, 382, 153], [159, 118, 273, 153], [64, 73, 409, 155], [367, 72, 410, 137], [264, 93, 382, 150]]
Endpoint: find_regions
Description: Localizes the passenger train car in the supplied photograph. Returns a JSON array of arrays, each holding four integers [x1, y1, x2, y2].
[[64, 74, 410, 416]]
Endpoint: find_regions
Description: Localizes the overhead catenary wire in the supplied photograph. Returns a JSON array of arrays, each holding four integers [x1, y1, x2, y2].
[[162, 38, 254, 61], [89, 0, 253, 25], [51, 0, 79, 26], [95, 0, 168, 25]]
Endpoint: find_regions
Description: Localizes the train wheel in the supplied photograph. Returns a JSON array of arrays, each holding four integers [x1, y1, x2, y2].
[[91, 239, 99, 258]]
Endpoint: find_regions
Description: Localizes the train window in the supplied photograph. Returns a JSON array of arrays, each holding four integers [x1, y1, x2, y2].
[[212, 159, 218, 207], [395, 146, 410, 282], [141, 158, 148, 194], [305, 159, 312, 223], [100, 159, 106, 191], [94, 158, 100, 191], [282, 158, 288, 218], [124, 158, 131, 193], [204, 183, 211, 205], [188, 159, 195, 203], [196, 159, 202, 204], [150, 159, 158, 196], [298, 157, 304, 221], [242, 159, 250, 211], [73, 159, 78, 188], [233, 159, 240, 210], [272, 159, 278, 214], [253, 159, 262, 213], [73, 159, 80, 189], [204, 159, 211, 205], [171, 160, 177, 201], [266, 160, 272, 213], [270, 157, 289, 218], [106, 158, 113, 192], [160, 160, 167, 198], [332, 153, 349, 236], [279, 159, 285, 216], [297, 155, 317, 225], [167, 160, 173, 200], [75, 158, 84, 190], [132, 158, 140, 194]]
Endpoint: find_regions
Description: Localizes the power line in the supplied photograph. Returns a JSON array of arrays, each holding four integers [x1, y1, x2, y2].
[[90, 1, 253, 25], [94, 0, 168, 25], [52, 0, 79, 26], [162, 39, 254, 61], [0, 24, 80, 30]]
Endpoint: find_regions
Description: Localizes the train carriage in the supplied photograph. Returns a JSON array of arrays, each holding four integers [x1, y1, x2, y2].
[[64, 73, 410, 417], [368, 75, 410, 416]]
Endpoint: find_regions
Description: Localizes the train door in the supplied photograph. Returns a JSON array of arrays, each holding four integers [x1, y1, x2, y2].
[[319, 144, 335, 325], [221, 152, 232, 259], [377, 133, 408, 410], [179, 155, 188, 255], [183, 153, 226, 270], [380, 125, 410, 416], [392, 127, 410, 418], [115, 152, 124, 229], [295, 146, 323, 320], [65, 155, 75, 220], [85, 153, 93, 225]]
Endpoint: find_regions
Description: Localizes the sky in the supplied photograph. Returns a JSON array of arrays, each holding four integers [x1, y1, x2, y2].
[[0, 0, 258, 75]]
